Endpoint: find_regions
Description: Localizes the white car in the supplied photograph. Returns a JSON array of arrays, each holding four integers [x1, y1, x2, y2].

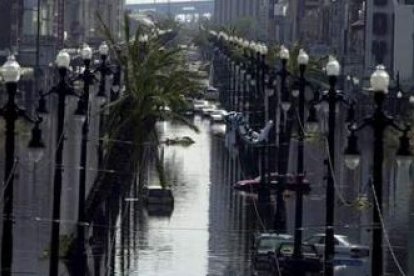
[[193, 99, 208, 112], [305, 234, 369, 258], [209, 109, 227, 122], [201, 104, 216, 116]]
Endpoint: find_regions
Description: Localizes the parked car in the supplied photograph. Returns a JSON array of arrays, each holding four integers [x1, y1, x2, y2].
[[201, 104, 217, 116], [251, 233, 293, 270], [305, 234, 369, 258], [233, 173, 279, 192], [268, 241, 322, 274], [209, 109, 227, 122], [193, 99, 208, 112]]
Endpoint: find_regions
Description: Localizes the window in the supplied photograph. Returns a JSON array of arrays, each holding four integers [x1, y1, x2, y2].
[[372, 13, 387, 35]]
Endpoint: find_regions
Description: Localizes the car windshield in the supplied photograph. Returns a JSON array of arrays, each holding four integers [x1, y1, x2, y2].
[[279, 244, 315, 255], [258, 237, 283, 251], [336, 235, 351, 246], [148, 189, 172, 197]]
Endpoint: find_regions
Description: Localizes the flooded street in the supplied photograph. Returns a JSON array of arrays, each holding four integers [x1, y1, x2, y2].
[[106, 114, 406, 276], [113, 116, 256, 275]]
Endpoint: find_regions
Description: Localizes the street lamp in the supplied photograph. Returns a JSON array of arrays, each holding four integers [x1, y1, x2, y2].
[[0, 55, 45, 276], [96, 41, 112, 169], [274, 45, 290, 233], [49, 49, 76, 276], [344, 65, 412, 276], [73, 43, 95, 276], [293, 48, 309, 261], [323, 55, 340, 276]]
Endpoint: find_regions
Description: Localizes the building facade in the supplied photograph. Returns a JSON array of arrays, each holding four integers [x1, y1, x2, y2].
[[213, 0, 271, 41]]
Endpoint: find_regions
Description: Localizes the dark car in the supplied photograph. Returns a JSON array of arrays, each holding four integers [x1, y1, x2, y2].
[[268, 241, 322, 274], [251, 233, 293, 270], [144, 186, 174, 217]]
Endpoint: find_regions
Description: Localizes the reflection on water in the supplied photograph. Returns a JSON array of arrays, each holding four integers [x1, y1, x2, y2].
[[107, 115, 410, 276]]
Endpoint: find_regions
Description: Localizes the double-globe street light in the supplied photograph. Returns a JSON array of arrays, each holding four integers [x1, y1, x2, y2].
[[0, 56, 45, 276], [343, 65, 412, 276]]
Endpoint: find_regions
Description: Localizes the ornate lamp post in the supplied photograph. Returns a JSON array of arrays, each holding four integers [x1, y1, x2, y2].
[[274, 45, 290, 233], [0, 56, 45, 276], [344, 65, 412, 276], [49, 50, 75, 276], [323, 56, 341, 276], [96, 42, 111, 169], [73, 43, 94, 276], [292, 49, 309, 261]]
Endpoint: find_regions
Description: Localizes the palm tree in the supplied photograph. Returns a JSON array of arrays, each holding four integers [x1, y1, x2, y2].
[[85, 15, 202, 221]]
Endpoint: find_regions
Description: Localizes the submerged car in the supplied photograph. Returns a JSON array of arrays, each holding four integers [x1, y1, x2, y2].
[[193, 99, 208, 112], [268, 241, 322, 274], [305, 234, 369, 258], [209, 109, 227, 122], [251, 232, 293, 270], [233, 173, 279, 192], [144, 186, 174, 205]]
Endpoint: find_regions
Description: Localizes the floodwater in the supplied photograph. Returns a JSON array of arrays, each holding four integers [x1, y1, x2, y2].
[[112, 116, 259, 275], [108, 114, 412, 276]]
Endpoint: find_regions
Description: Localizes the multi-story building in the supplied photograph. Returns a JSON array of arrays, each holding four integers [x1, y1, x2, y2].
[[393, 4, 414, 84], [66, 0, 125, 46], [213, 0, 271, 41]]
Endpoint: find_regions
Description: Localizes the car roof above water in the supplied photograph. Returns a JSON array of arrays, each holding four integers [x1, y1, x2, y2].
[[255, 233, 293, 240]]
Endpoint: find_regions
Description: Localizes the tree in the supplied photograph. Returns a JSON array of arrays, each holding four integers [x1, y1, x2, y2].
[[98, 14, 202, 190]]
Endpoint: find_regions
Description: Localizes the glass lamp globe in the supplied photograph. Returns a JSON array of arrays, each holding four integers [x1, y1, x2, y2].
[[279, 45, 290, 60], [291, 88, 300, 98], [97, 96, 107, 106], [250, 41, 257, 51], [28, 125, 45, 163], [99, 41, 110, 56], [396, 155, 412, 168], [397, 91, 403, 99], [56, 50, 71, 69], [306, 121, 319, 133], [281, 101, 291, 111], [321, 101, 329, 114], [28, 147, 44, 163], [297, 49, 309, 65], [81, 44, 93, 61], [344, 154, 361, 170], [112, 85, 120, 93], [370, 65, 389, 93], [326, 55, 341, 76], [261, 44, 268, 55], [1, 55, 21, 83]]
